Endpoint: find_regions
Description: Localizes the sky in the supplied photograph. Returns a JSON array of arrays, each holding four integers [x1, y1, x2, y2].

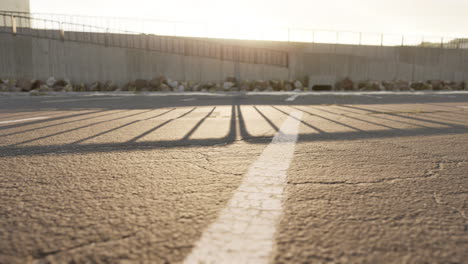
[[28, 0, 468, 41]]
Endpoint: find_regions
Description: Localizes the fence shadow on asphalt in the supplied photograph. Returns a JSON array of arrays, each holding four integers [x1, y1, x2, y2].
[[0, 102, 467, 157]]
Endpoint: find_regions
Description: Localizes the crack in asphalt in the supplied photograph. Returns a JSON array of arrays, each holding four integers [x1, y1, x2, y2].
[[288, 164, 442, 186], [433, 192, 467, 220], [34, 231, 140, 261], [185, 161, 244, 176]]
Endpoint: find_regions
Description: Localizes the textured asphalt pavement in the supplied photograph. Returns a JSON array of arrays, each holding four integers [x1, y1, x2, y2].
[[0, 92, 467, 263]]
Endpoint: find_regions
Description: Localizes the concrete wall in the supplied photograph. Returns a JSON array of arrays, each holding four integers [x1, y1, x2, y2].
[[0, 0, 30, 12], [0, 34, 289, 85], [0, 32, 467, 85], [293, 43, 468, 83]]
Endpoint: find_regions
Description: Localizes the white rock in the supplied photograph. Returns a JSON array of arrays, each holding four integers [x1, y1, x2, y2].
[[46, 77, 56, 87], [379, 83, 386, 91], [223, 81, 235, 90], [168, 79, 179, 89], [29, 89, 40, 96], [90, 82, 100, 91], [294, 80, 303, 89]]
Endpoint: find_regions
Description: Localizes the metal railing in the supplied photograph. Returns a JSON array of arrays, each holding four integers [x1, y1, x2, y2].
[[1, 10, 468, 48], [0, 12, 289, 68]]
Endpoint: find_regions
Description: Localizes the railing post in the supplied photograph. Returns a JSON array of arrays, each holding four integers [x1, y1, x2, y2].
[[11, 15, 16, 35]]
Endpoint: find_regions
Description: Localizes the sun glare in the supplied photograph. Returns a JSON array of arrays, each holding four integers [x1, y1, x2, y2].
[[27, 0, 468, 44]]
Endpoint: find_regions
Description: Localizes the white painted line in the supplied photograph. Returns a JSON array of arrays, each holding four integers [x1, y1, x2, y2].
[[41, 97, 122, 103], [363, 94, 383, 99], [427, 94, 456, 98], [85, 92, 233, 97], [458, 106, 468, 109], [184, 111, 303, 264], [182, 98, 197, 102], [285, 94, 300, 102], [0, 116, 49, 124]]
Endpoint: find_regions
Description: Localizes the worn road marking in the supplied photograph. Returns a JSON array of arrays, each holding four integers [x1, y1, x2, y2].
[[426, 94, 456, 98], [41, 97, 122, 103], [285, 94, 300, 102], [362, 94, 383, 99], [184, 111, 303, 264], [182, 98, 197, 102], [0, 117, 49, 124]]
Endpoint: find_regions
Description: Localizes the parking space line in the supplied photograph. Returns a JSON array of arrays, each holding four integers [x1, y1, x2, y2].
[[0, 117, 49, 125], [362, 94, 383, 99], [285, 94, 300, 102], [426, 94, 456, 98], [184, 111, 303, 264]]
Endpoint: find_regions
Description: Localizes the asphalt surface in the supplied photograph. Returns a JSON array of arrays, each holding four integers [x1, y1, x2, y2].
[[0, 92, 467, 264]]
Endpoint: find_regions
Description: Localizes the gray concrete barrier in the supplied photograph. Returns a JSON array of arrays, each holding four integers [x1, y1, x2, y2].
[[0, 31, 467, 85]]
